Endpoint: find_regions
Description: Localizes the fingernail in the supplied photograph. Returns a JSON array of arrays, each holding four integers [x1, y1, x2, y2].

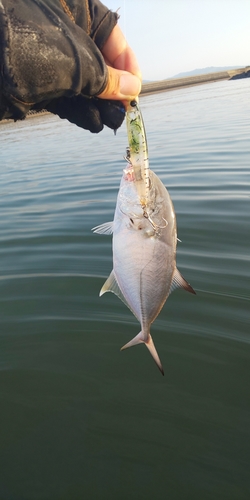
[[120, 74, 141, 97]]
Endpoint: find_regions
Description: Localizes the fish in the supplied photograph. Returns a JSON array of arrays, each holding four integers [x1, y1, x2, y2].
[[93, 100, 195, 375]]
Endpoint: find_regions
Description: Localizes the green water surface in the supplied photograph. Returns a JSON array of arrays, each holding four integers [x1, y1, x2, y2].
[[0, 79, 250, 500]]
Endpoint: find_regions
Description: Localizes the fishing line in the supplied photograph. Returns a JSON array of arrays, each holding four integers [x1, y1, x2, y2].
[[123, 0, 127, 38]]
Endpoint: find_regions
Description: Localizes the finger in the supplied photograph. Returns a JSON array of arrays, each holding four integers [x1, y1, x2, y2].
[[113, 45, 142, 81], [101, 25, 142, 80], [97, 65, 141, 102]]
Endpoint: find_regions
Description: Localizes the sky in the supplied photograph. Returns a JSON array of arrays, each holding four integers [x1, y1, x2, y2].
[[104, 0, 250, 80]]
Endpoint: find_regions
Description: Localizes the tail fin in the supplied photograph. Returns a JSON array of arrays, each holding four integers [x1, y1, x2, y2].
[[121, 331, 164, 376]]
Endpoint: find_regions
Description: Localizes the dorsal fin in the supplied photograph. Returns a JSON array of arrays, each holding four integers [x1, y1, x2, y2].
[[170, 268, 196, 295]]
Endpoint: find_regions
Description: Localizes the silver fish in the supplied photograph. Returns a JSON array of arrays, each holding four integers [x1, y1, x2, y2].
[[93, 101, 195, 375]]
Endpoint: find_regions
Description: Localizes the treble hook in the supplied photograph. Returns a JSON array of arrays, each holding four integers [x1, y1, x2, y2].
[[143, 210, 168, 233], [123, 146, 131, 163]]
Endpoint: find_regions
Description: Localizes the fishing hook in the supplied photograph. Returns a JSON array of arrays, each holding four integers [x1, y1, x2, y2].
[[143, 210, 168, 233], [124, 147, 131, 163]]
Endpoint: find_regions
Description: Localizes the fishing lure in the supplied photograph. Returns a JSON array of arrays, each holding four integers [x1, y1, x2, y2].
[[125, 100, 167, 234]]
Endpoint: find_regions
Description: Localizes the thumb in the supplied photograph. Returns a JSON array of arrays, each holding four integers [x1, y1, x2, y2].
[[97, 66, 141, 102]]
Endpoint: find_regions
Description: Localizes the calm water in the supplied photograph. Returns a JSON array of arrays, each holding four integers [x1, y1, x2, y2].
[[0, 79, 250, 500]]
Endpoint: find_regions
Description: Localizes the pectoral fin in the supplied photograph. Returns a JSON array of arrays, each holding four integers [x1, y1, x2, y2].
[[92, 221, 113, 235]]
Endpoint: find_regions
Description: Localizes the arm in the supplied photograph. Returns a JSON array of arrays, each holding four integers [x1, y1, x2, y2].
[[0, 0, 141, 132]]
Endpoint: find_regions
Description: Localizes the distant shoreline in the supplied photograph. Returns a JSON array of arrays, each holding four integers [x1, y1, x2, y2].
[[140, 66, 250, 95], [1, 66, 249, 124]]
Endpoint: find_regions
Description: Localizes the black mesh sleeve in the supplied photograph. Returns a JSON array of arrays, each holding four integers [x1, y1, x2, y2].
[[0, 0, 124, 132]]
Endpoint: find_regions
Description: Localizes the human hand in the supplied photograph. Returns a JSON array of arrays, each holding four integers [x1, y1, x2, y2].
[[98, 25, 142, 107], [0, 0, 141, 132], [46, 24, 141, 131], [44, 22, 141, 132]]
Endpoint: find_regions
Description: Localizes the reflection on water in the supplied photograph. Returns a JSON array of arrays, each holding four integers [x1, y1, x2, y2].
[[0, 79, 250, 499]]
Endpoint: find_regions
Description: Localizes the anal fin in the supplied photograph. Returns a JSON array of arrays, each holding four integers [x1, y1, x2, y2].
[[100, 270, 138, 319]]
